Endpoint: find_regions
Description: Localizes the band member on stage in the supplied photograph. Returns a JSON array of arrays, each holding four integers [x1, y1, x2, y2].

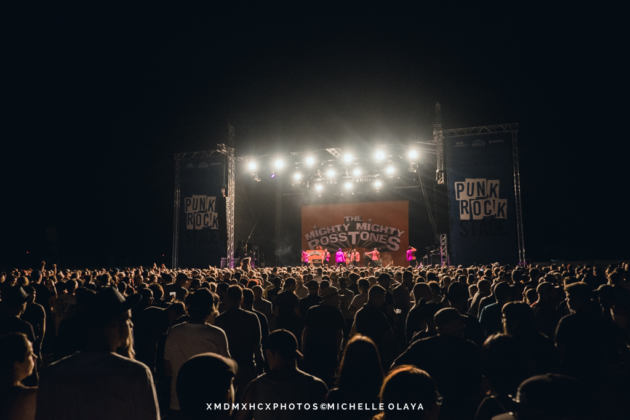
[[335, 248, 346, 266], [351, 248, 361, 266], [406, 245, 417, 267], [365, 247, 381, 267], [301, 250, 310, 266], [324, 249, 331, 265]]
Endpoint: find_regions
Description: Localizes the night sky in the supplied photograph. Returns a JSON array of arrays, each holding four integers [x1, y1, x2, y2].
[[3, 5, 628, 268]]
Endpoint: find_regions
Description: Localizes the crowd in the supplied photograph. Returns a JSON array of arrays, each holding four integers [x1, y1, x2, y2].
[[1, 260, 630, 420]]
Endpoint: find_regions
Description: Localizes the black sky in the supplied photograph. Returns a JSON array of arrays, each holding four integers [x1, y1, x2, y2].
[[3, 5, 628, 267]]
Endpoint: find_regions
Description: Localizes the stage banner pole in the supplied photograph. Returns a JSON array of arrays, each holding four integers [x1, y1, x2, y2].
[[225, 144, 236, 268], [444, 124, 520, 265], [172, 155, 181, 268], [511, 130, 526, 265]]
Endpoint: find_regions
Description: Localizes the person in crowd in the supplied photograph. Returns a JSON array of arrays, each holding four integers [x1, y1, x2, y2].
[[326, 335, 383, 420], [554, 281, 618, 381], [478, 281, 513, 337], [22, 286, 46, 362], [406, 282, 439, 342], [0, 286, 38, 385], [273, 277, 302, 337], [393, 307, 482, 420], [252, 285, 273, 321], [352, 285, 395, 366], [0, 333, 37, 420], [373, 365, 441, 420], [502, 302, 559, 377], [299, 280, 321, 317], [242, 288, 269, 339], [164, 288, 230, 412], [294, 276, 309, 299], [348, 277, 370, 317], [215, 285, 263, 392], [301, 286, 345, 385], [531, 282, 561, 339], [445, 281, 483, 344], [474, 333, 527, 420], [493, 373, 593, 420], [35, 287, 160, 420], [176, 352, 238, 420], [236, 329, 328, 420], [135, 300, 185, 374]]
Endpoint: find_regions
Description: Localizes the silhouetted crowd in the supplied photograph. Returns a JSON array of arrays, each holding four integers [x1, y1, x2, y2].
[[2, 261, 630, 420]]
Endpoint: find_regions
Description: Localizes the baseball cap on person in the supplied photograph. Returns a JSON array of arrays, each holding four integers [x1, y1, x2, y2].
[[263, 329, 303, 359]]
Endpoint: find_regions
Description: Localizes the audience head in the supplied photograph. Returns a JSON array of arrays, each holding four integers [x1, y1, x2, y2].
[[187, 288, 216, 322], [513, 374, 591, 420], [502, 301, 536, 336], [263, 329, 303, 370], [177, 352, 237, 419], [433, 307, 466, 338], [368, 285, 387, 308], [337, 335, 383, 397], [564, 282, 591, 313], [225, 285, 243, 309], [375, 365, 441, 420]]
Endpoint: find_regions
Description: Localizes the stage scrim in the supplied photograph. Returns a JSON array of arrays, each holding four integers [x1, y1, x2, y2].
[[301, 201, 409, 266], [444, 125, 523, 265]]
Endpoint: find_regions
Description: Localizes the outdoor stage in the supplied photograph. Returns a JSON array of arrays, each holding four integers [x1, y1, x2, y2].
[[171, 105, 525, 268]]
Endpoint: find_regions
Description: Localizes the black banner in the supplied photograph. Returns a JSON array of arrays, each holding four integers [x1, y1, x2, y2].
[[445, 132, 518, 265], [178, 158, 227, 267]]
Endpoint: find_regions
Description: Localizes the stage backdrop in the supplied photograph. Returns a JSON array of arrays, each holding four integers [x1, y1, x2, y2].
[[445, 131, 518, 265], [301, 201, 409, 266], [176, 157, 227, 267]]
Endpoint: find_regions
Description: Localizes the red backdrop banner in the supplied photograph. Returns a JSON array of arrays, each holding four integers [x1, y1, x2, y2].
[[301, 200, 409, 266]]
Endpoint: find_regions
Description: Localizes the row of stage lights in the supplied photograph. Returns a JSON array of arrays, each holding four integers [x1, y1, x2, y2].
[[243, 147, 421, 194]]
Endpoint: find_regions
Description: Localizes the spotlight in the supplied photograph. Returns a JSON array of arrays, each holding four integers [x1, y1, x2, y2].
[[304, 155, 316, 167], [407, 148, 419, 161], [343, 181, 353, 191], [292, 172, 303, 182], [314, 183, 324, 193], [273, 158, 285, 171], [352, 167, 362, 177], [342, 152, 353, 164], [373, 179, 383, 190], [385, 165, 396, 176], [325, 167, 336, 179], [374, 149, 386, 162], [246, 160, 258, 172]]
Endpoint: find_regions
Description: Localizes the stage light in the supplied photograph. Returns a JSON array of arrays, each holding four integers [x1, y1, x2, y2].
[[304, 155, 316, 167], [246, 160, 258, 172], [292, 172, 303, 182], [374, 149, 386, 162], [273, 158, 285, 171], [385, 165, 396, 176], [342, 152, 353, 164], [352, 167, 362, 177], [373, 179, 383, 189], [325, 167, 336, 179], [343, 181, 353, 191], [314, 183, 324, 193], [407, 148, 419, 161]]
